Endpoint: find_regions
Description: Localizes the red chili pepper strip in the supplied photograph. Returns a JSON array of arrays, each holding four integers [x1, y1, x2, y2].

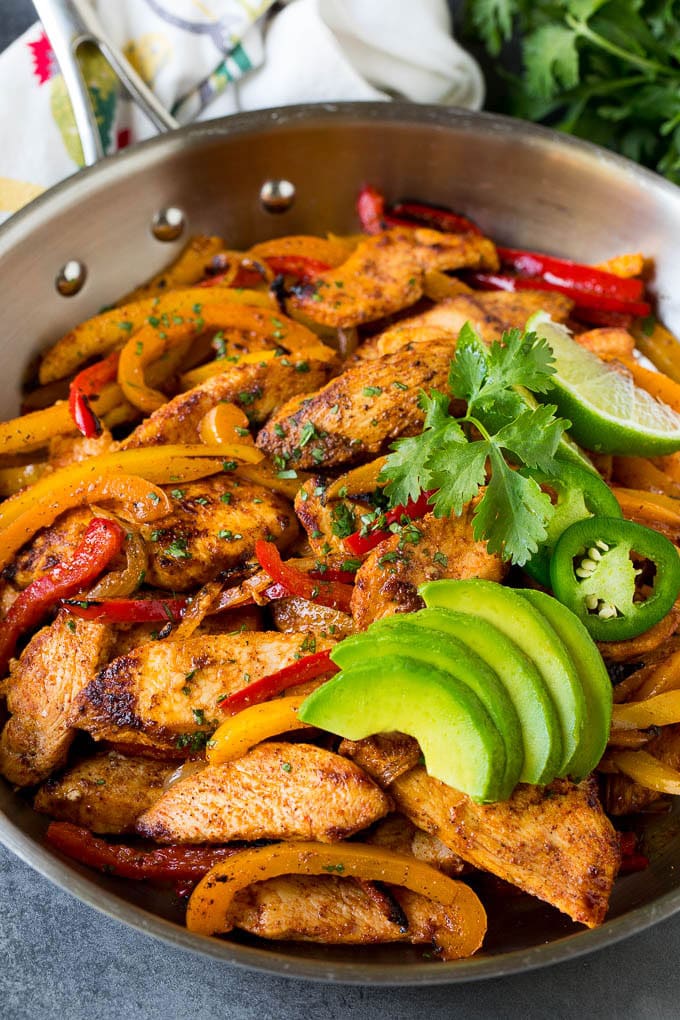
[[344, 490, 434, 557], [68, 351, 120, 438], [254, 540, 354, 613], [264, 256, 332, 281], [357, 184, 386, 234], [218, 648, 338, 715], [496, 247, 644, 302], [0, 517, 125, 674], [46, 822, 236, 881], [619, 853, 650, 874], [466, 272, 651, 320], [62, 596, 189, 624], [390, 201, 482, 236]]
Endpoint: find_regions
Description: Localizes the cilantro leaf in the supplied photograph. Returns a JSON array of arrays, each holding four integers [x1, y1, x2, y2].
[[472, 448, 554, 566], [468, 0, 519, 55], [426, 440, 490, 518], [421, 388, 454, 431], [523, 24, 580, 101], [447, 323, 489, 403], [493, 404, 570, 472], [380, 431, 440, 508], [482, 330, 556, 398]]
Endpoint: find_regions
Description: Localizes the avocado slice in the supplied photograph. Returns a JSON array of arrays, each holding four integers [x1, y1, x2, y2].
[[299, 654, 507, 802], [519, 589, 612, 780], [332, 623, 521, 798], [420, 579, 586, 778], [377, 607, 562, 785]]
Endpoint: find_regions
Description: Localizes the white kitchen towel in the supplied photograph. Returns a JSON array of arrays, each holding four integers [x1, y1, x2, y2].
[[0, 0, 483, 222]]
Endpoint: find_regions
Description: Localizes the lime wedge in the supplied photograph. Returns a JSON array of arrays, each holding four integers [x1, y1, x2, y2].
[[528, 312, 680, 456]]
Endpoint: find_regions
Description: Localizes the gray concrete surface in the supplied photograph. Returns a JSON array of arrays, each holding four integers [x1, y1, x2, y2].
[[1, 2, 680, 1016]]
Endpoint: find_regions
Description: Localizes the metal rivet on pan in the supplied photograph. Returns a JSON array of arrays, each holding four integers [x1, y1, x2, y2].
[[151, 206, 185, 241], [260, 179, 295, 213], [55, 259, 87, 296]]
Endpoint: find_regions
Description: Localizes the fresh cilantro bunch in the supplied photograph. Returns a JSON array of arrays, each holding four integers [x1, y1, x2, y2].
[[465, 0, 680, 184], [380, 324, 570, 566]]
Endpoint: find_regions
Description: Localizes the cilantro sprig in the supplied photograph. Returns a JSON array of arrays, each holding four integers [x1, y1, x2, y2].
[[379, 323, 570, 566], [465, 1, 680, 185]]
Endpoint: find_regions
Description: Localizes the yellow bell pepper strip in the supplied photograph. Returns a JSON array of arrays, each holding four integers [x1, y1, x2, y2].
[[118, 306, 333, 413], [612, 487, 680, 529], [612, 690, 680, 730], [612, 457, 680, 499], [609, 749, 680, 795], [181, 349, 278, 388], [206, 695, 310, 765], [231, 460, 309, 500], [0, 384, 122, 456], [0, 444, 261, 530], [38, 287, 277, 385], [247, 234, 357, 267], [613, 356, 680, 414], [199, 402, 254, 447], [325, 456, 388, 500], [631, 319, 680, 384], [119, 235, 225, 304], [0, 516, 125, 674], [186, 841, 488, 959], [0, 462, 48, 497], [631, 648, 680, 702], [0, 474, 168, 571]]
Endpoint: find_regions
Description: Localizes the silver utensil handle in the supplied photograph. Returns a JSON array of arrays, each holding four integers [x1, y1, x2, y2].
[[32, 0, 179, 166]]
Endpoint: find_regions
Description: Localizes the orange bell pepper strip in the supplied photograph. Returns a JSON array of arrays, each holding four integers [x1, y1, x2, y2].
[[614, 356, 680, 414], [181, 349, 278, 389], [119, 235, 225, 304], [0, 517, 124, 673], [593, 253, 644, 278], [0, 473, 168, 571], [325, 457, 388, 499], [631, 319, 680, 384], [0, 462, 48, 498], [199, 402, 254, 446], [0, 384, 122, 456], [247, 234, 357, 266], [186, 841, 488, 959], [118, 305, 333, 412], [612, 457, 680, 500], [46, 822, 236, 882], [38, 287, 276, 385], [207, 695, 310, 765], [608, 749, 680, 795]]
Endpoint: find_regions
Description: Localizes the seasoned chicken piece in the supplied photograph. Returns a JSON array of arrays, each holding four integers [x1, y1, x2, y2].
[[270, 597, 355, 640], [7, 477, 298, 593], [228, 873, 477, 958], [575, 328, 635, 359], [136, 742, 390, 843], [34, 751, 172, 833], [294, 477, 364, 558], [48, 431, 116, 469], [605, 724, 680, 816], [289, 228, 498, 328], [257, 341, 458, 472], [350, 506, 506, 629], [344, 741, 619, 927], [340, 733, 422, 787], [375, 290, 573, 350], [0, 613, 115, 786], [69, 631, 334, 749], [367, 814, 467, 877], [122, 353, 334, 449]]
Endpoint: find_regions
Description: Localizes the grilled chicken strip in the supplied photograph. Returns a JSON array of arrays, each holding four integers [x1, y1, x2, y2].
[[270, 597, 355, 640], [367, 814, 467, 877], [122, 352, 334, 448], [343, 740, 620, 928], [289, 228, 498, 328], [257, 340, 458, 472], [7, 477, 297, 593], [136, 742, 390, 843], [34, 751, 173, 833], [375, 290, 573, 352], [0, 613, 115, 786], [69, 631, 334, 749], [228, 874, 476, 958], [294, 477, 363, 559], [350, 506, 506, 629]]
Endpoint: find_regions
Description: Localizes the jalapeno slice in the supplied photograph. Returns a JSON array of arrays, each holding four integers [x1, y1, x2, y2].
[[522, 463, 622, 587], [550, 517, 680, 641]]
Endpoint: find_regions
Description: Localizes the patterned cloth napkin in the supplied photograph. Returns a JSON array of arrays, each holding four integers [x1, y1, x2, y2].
[[0, 0, 483, 223]]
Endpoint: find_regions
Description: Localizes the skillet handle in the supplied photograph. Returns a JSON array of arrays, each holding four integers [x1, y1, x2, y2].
[[32, 0, 179, 167]]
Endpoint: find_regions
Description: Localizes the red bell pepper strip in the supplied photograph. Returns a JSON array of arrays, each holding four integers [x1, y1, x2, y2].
[[390, 201, 482, 236], [62, 596, 189, 624], [0, 517, 125, 674], [255, 540, 354, 614], [344, 490, 434, 557], [68, 351, 120, 438], [46, 822, 236, 881], [264, 256, 331, 281], [357, 184, 386, 234], [218, 648, 338, 715], [465, 272, 651, 320], [496, 247, 644, 302], [618, 831, 649, 874]]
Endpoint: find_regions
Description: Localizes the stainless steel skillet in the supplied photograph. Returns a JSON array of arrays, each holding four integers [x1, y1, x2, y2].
[[1, 98, 680, 983]]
